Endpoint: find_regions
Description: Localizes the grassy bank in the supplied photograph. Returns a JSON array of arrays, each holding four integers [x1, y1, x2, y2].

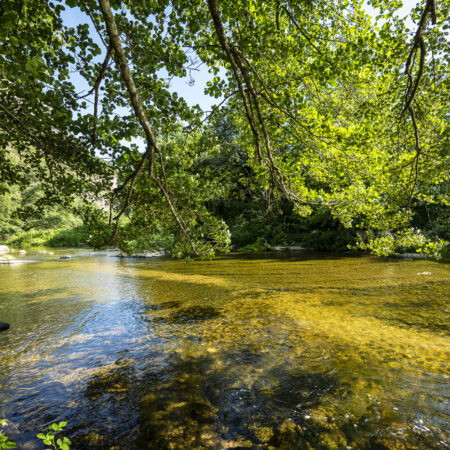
[[2, 227, 89, 249]]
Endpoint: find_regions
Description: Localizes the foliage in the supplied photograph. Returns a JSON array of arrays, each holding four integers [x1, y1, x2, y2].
[[111, 127, 232, 256], [0, 150, 87, 246], [0, 420, 16, 450], [0, 0, 448, 256], [238, 237, 270, 252], [75, 204, 112, 249], [1, 420, 71, 450], [37, 422, 71, 450], [355, 228, 448, 257], [4, 228, 88, 248]]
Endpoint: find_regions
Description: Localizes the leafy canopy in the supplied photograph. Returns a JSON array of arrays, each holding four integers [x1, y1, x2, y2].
[[0, 0, 448, 255]]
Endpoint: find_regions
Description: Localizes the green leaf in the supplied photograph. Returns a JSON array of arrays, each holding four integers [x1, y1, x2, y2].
[[25, 56, 44, 77]]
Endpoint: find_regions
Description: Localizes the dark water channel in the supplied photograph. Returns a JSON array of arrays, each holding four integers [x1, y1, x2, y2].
[[0, 250, 449, 449]]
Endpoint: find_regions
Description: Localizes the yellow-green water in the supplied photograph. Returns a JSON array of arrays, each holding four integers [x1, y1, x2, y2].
[[0, 250, 448, 449]]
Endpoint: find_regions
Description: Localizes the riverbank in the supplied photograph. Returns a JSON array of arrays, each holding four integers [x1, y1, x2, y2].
[[1, 227, 89, 249], [1, 226, 448, 260]]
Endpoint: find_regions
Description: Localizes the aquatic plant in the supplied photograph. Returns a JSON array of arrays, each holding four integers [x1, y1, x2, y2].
[[37, 422, 71, 450], [0, 420, 71, 450], [0, 420, 16, 449]]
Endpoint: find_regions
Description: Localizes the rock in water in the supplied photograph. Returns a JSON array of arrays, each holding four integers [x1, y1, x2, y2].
[[59, 255, 71, 260], [0, 245, 9, 254], [0, 321, 10, 331]]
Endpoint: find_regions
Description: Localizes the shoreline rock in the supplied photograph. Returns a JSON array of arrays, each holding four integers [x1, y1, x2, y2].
[[120, 250, 167, 258], [0, 321, 10, 331], [0, 245, 9, 254], [392, 253, 428, 260], [0, 259, 36, 265]]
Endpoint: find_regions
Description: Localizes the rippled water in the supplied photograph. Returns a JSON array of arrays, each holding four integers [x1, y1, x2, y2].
[[0, 250, 448, 449]]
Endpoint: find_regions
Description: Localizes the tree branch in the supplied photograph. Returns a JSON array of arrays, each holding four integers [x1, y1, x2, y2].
[[98, 0, 199, 255]]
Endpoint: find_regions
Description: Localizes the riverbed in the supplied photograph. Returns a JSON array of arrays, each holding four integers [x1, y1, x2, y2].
[[0, 250, 448, 448]]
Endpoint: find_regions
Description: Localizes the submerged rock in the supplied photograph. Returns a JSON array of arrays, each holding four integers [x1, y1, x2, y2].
[[0, 257, 34, 264], [0, 321, 10, 331]]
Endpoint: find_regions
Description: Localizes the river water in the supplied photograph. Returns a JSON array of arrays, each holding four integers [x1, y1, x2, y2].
[[0, 250, 448, 449]]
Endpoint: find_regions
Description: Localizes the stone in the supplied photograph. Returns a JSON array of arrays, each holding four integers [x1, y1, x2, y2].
[[131, 250, 165, 258], [59, 255, 71, 260], [393, 253, 427, 260], [18, 249, 27, 254], [0, 259, 26, 265], [288, 246, 305, 251], [0, 245, 10, 254], [0, 321, 10, 331]]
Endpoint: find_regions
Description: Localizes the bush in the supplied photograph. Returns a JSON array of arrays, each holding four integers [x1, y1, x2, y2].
[[4, 227, 88, 248]]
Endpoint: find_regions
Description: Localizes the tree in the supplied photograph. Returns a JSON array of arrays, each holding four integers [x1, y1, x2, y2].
[[0, 0, 448, 255]]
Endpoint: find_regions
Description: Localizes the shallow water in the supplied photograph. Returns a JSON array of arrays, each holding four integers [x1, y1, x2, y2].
[[0, 250, 448, 449]]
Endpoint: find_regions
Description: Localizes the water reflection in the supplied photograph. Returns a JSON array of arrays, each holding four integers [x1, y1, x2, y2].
[[0, 251, 448, 448]]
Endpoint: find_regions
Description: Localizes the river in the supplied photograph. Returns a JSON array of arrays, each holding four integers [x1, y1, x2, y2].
[[0, 249, 448, 449]]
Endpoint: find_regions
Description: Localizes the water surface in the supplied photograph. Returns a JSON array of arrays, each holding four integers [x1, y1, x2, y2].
[[0, 250, 448, 449]]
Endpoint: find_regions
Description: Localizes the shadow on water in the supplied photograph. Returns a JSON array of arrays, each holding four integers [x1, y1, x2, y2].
[[68, 349, 347, 449], [149, 306, 222, 325], [66, 344, 446, 450], [215, 250, 349, 263], [144, 300, 181, 311], [0, 287, 68, 301]]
